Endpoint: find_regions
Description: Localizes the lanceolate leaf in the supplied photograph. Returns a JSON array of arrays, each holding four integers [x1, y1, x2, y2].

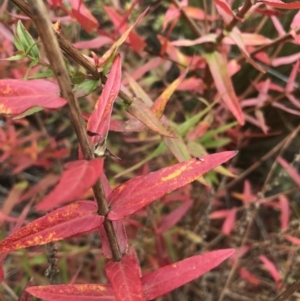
[[70, 0, 99, 33], [106, 253, 145, 301], [87, 55, 121, 147], [25, 250, 234, 300], [151, 69, 188, 119], [99, 220, 128, 258], [203, 52, 244, 125], [157, 200, 193, 234], [0, 201, 102, 253], [127, 99, 176, 138], [104, 6, 146, 53], [214, 0, 237, 23], [259, 1, 300, 9], [226, 28, 265, 72], [98, 9, 148, 67], [107, 151, 237, 220], [277, 156, 300, 187], [27, 284, 115, 301], [141, 249, 235, 300], [0, 79, 67, 115], [37, 159, 104, 211]]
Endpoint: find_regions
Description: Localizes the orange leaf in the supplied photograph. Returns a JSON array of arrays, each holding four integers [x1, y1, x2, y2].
[[27, 284, 115, 301], [152, 69, 188, 118]]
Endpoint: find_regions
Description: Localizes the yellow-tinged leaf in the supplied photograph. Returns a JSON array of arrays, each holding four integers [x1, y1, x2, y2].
[[108, 151, 237, 220], [98, 8, 148, 68], [203, 51, 244, 125]]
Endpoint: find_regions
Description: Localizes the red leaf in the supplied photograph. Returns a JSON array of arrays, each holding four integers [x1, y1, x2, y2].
[[0, 79, 67, 115], [122, 58, 163, 85], [99, 220, 128, 259], [37, 159, 104, 211], [17, 280, 34, 301], [239, 268, 260, 286], [284, 234, 300, 245], [73, 36, 113, 49], [214, 0, 237, 23], [259, 255, 282, 284], [0, 201, 102, 253], [209, 209, 230, 219], [0, 264, 3, 282], [141, 249, 235, 300], [204, 52, 244, 125], [103, 6, 146, 53], [107, 151, 237, 220], [87, 55, 121, 144], [254, 7, 284, 17], [163, 6, 180, 31], [259, 1, 300, 9], [27, 284, 115, 301], [291, 10, 300, 29], [69, 0, 98, 33], [47, 0, 63, 8], [226, 28, 265, 72], [19, 174, 59, 203], [157, 200, 193, 233], [279, 194, 290, 231], [286, 60, 299, 93], [184, 6, 217, 21], [221, 207, 237, 235], [106, 253, 145, 301], [98, 9, 147, 66], [277, 156, 300, 187]]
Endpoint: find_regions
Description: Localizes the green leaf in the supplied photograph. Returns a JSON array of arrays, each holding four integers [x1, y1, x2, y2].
[[178, 101, 216, 137], [71, 70, 86, 84], [15, 21, 39, 59], [28, 69, 54, 79], [202, 137, 231, 148], [74, 79, 100, 98], [1, 53, 26, 61], [199, 121, 237, 143], [12, 106, 44, 120]]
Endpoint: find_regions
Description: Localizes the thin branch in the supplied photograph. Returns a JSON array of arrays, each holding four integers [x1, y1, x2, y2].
[[237, 29, 299, 64], [218, 125, 300, 193], [216, 0, 253, 44], [273, 279, 300, 301], [10, 0, 134, 106], [171, 0, 203, 37], [26, 0, 122, 261]]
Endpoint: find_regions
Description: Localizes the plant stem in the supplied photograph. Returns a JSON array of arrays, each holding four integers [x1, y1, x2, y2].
[[216, 0, 253, 44], [26, 0, 122, 261], [11, 0, 134, 106]]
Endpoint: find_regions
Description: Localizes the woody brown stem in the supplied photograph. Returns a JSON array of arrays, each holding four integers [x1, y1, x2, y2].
[[25, 0, 122, 261]]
